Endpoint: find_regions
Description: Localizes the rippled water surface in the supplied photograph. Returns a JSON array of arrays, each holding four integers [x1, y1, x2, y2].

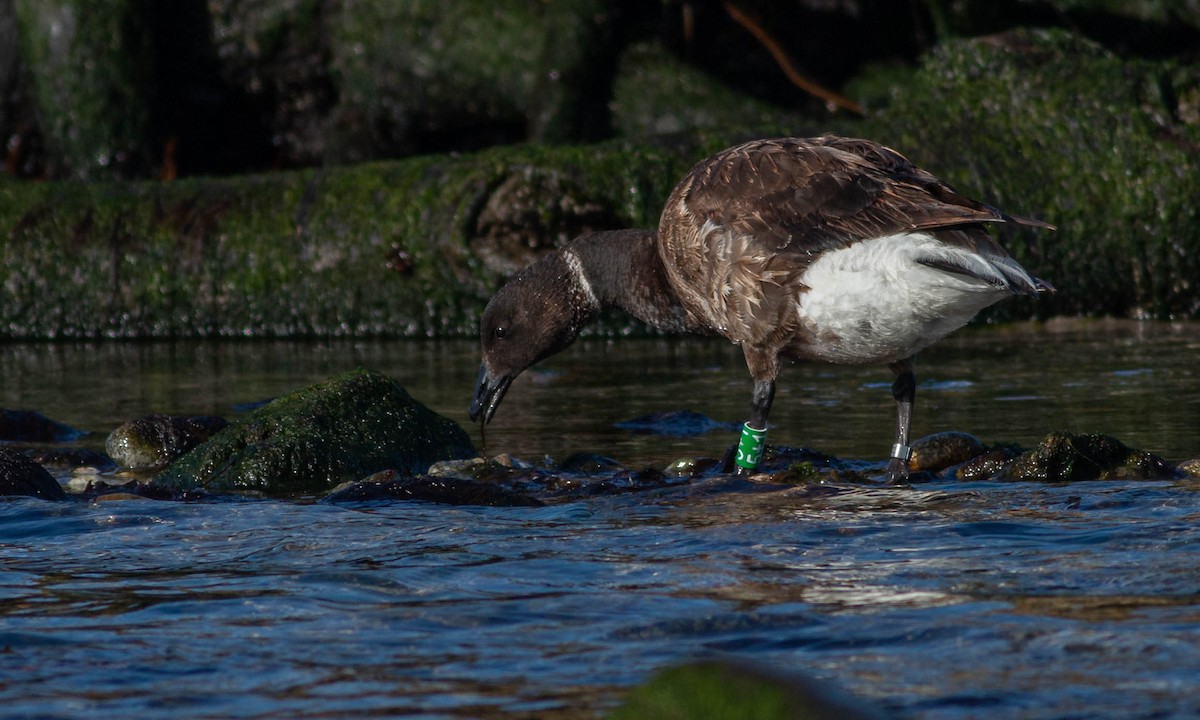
[[2, 321, 1200, 718]]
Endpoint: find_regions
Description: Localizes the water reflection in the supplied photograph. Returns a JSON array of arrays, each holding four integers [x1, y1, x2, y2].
[[2, 320, 1198, 469]]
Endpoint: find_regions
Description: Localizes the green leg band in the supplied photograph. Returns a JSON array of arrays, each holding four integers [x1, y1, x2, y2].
[[735, 423, 767, 470]]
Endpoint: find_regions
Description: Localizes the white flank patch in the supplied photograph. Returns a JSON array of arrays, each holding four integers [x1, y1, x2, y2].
[[560, 247, 599, 310], [797, 232, 1014, 364]]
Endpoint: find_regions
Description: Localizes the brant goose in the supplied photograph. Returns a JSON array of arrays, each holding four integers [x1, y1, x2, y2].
[[470, 136, 1053, 481]]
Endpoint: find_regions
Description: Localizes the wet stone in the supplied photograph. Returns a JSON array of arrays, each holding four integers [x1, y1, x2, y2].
[[0, 409, 87, 442], [664, 456, 723, 479], [1179, 459, 1200, 478], [106, 414, 230, 471], [955, 448, 1019, 482], [331, 454, 687, 506], [910, 431, 985, 473], [0, 448, 67, 501], [323, 469, 544, 507], [1005, 432, 1179, 482], [26, 447, 115, 473], [558, 452, 625, 474]]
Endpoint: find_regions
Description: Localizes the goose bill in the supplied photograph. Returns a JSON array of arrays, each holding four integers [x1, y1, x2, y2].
[[469, 365, 513, 425]]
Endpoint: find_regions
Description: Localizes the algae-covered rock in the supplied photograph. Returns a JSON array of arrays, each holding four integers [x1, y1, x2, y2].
[[1005, 431, 1178, 482], [11, 0, 152, 179], [151, 369, 475, 495], [326, 0, 617, 162], [610, 41, 807, 141], [851, 28, 1200, 320], [0, 447, 66, 501], [610, 659, 887, 720], [106, 414, 229, 471], [0, 141, 698, 339]]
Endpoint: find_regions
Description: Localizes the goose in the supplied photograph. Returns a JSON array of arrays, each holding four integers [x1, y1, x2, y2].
[[469, 136, 1053, 481]]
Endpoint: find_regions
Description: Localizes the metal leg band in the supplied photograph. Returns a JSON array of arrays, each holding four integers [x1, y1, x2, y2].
[[891, 443, 912, 461]]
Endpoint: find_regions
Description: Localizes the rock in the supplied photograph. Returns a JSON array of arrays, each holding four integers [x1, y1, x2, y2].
[[850, 28, 1200, 320], [25, 446, 114, 471], [955, 447, 1019, 482], [0, 408, 86, 442], [910, 431, 986, 473], [11, 0, 152, 179], [558, 452, 625, 474], [1005, 431, 1179, 482], [663, 456, 723, 479], [323, 469, 544, 507], [151, 369, 476, 496], [0, 141, 697, 339], [0, 447, 67, 500], [1178, 458, 1200, 478], [610, 41, 804, 140], [326, 0, 619, 162], [610, 659, 888, 720], [106, 414, 229, 471], [615, 409, 741, 437]]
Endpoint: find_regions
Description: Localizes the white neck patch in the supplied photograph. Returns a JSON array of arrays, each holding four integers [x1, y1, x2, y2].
[[560, 247, 600, 311]]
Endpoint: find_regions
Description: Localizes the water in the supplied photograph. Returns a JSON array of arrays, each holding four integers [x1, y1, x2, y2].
[[2, 320, 1200, 718]]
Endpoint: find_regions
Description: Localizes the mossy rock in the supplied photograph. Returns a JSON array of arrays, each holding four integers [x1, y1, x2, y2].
[[151, 369, 476, 496], [325, 0, 617, 161], [611, 660, 887, 720], [1005, 431, 1178, 482], [610, 41, 810, 141], [0, 140, 705, 338], [848, 28, 1200, 320], [11, 0, 153, 179]]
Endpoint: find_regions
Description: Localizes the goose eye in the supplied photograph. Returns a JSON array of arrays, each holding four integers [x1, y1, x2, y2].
[[493, 326, 507, 340]]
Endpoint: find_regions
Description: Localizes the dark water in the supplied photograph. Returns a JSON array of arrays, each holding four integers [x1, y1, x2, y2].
[[2, 320, 1200, 718]]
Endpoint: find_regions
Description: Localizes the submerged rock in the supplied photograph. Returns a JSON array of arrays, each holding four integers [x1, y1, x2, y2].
[[384, 453, 685, 505], [0, 448, 66, 501], [106, 414, 229, 471], [151, 369, 476, 496], [323, 469, 544, 507], [610, 659, 888, 720], [0, 408, 86, 442], [615, 410, 741, 437], [1005, 432, 1179, 482]]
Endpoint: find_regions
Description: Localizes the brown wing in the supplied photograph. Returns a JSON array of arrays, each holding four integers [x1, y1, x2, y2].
[[656, 136, 1049, 351], [679, 136, 1017, 255]]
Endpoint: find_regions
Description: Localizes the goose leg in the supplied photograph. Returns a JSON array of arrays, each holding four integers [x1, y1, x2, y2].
[[733, 379, 775, 475], [886, 357, 916, 484]]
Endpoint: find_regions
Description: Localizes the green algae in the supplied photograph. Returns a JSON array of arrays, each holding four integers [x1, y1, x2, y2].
[[0, 140, 700, 338], [610, 660, 886, 720], [151, 368, 475, 496], [12, 0, 153, 179], [848, 28, 1200, 319]]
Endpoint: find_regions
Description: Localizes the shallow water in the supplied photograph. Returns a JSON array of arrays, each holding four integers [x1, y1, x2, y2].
[[2, 320, 1200, 718]]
